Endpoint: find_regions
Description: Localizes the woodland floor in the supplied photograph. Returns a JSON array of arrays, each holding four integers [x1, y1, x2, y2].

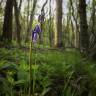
[[0, 47, 96, 96]]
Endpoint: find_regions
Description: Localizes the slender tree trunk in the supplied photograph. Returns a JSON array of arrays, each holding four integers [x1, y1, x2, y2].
[[71, 18, 75, 46], [25, 0, 37, 42], [89, 0, 96, 48], [13, 0, 21, 46], [2, 0, 13, 43], [39, 23, 43, 44], [0, 0, 3, 6], [19, 0, 22, 10], [55, 0, 63, 47], [49, 0, 53, 47], [39, 0, 48, 44], [89, 0, 96, 59], [69, 0, 79, 48], [27, 0, 30, 31], [79, 0, 89, 52]]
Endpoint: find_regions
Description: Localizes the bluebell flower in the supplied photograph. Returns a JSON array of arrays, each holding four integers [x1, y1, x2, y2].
[[32, 25, 41, 43]]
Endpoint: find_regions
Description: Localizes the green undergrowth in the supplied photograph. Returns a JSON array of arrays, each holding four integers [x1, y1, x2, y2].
[[0, 48, 96, 96]]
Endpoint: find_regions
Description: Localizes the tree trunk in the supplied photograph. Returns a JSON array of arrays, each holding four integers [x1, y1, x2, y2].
[[69, 0, 79, 48], [89, 0, 96, 59], [27, 0, 30, 32], [79, 0, 89, 52], [49, 0, 53, 47], [89, 0, 96, 48], [2, 0, 13, 43], [13, 0, 21, 46], [19, 0, 22, 10], [39, 0, 48, 44], [25, 0, 37, 42], [0, 0, 3, 6], [39, 23, 43, 44], [55, 0, 63, 47]]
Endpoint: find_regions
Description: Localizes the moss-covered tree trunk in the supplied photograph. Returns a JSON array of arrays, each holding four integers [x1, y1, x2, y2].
[[2, 0, 13, 43], [79, 0, 89, 52], [49, 0, 54, 47], [13, 0, 21, 46], [55, 0, 63, 47]]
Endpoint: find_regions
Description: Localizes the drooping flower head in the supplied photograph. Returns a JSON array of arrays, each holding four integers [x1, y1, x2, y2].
[[38, 10, 45, 23]]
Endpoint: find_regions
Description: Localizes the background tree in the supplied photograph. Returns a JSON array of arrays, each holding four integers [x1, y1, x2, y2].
[[13, 0, 21, 46], [54, 0, 63, 47], [2, 0, 14, 43], [25, 0, 37, 42], [89, 0, 96, 59], [49, 0, 53, 47], [79, 0, 89, 52], [69, 0, 79, 48]]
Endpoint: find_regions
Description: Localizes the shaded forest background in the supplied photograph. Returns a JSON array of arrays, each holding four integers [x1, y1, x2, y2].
[[0, 0, 96, 96], [0, 0, 96, 57]]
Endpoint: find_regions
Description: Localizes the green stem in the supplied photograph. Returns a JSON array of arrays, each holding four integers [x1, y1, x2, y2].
[[32, 45, 37, 96], [29, 41, 32, 96]]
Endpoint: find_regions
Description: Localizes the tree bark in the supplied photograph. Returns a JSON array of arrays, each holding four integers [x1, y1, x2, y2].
[[79, 0, 89, 52], [89, 0, 96, 59], [0, 0, 3, 6], [19, 0, 22, 11], [13, 0, 21, 46], [69, 0, 79, 48], [25, 0, 37, 42], [2, 0, 13, 43], [49, 0, 53, 47], [89, 0, 96, 48], [55, 0, 63, 47]]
